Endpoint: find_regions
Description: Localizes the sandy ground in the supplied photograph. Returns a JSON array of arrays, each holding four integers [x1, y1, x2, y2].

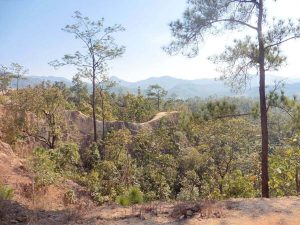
[[186, 197, 300, 225], [3, 197, 299, 225], [69, 197, 300, 225]]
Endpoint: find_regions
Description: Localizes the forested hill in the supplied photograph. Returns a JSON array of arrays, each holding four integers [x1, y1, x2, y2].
[[13, 75, 300, 99]]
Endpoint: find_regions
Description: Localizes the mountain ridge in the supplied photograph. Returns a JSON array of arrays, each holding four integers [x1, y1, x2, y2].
[[13, 75, 300, 99]]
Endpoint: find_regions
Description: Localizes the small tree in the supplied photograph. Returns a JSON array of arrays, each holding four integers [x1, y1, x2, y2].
[[165, 0, 300, 198], [10, 63, 28, 90], [9, 82, 69, 149], [70, 73, 90, 113], [115, 92, 155, 123], [96, 75, 116, 140], [50, 11, 125, 142], [34, 83, 68, 148], [0, 65, 13, 93], [146, 84, 167, 111]]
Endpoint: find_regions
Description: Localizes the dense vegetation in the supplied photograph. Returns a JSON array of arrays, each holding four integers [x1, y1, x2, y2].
[[0, 74, 300, 204]]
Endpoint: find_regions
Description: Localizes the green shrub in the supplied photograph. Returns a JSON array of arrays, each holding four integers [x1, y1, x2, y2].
[[144, 191, 156, 202], [177, 170, 200, 201], [91, 193, 110, 205], [83, 142, 100, 170], [224, 170, 257, 198], [138, 166, 171, 201], [177, 186, 200, 201], [83, 170, 110, 205], [116, 195, 130, 206], [116, 187, 143, 206], [64, 189, 77, 204], [30, 147, 60, 187], [51, 142, 81, 172], [128, 187, 143, 204], [268, 148, 300, 197], [0, 184, 14, 200]]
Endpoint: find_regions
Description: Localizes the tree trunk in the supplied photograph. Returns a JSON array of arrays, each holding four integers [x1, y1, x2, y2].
[[16, 78, 19, 91], [219, 183, 223, 195], [101, 90, 105, 141], [50, 135, 56, 149], [92, 72, 97, 142], [258, 0, 269, 198], [296, 167, 300, 194], [99, 90, 106, 159]]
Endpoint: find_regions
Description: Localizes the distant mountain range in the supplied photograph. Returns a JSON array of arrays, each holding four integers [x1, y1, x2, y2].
[[13, 75, 300, 99], [110, 75, 300, 98], [11, 76, 72, 88]]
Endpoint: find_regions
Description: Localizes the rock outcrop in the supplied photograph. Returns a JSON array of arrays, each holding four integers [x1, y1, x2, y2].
[[65, 110, 179, 147]]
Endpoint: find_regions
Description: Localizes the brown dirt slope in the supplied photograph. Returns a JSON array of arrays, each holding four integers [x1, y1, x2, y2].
[[0, 140, 32, 206], [0, 140, 94, 225]]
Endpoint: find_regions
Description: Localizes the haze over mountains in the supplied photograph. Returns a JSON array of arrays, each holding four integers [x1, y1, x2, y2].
[[13, 75, 300, 99]]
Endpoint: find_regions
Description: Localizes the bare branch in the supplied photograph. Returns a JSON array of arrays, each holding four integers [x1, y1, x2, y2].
[[216, 112, 251, 119], [213, 18, 258, 30], [265, 35, 300, 49]]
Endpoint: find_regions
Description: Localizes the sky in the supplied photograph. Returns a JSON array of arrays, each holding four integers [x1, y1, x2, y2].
[[0, 0, 300, 82]]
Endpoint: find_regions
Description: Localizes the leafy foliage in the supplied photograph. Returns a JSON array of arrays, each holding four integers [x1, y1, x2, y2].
[[50, 142, 81, 173], [146, 84, 167, 110], [29, 147, 60, 187], [50, 11, 125, 142], [269, 147, 300, 197], [114, 92, 156, 122], [117, 187, 144, 206], [0, 184, 14, 200]]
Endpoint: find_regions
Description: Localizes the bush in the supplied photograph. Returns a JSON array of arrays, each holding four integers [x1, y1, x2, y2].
[[177, 186, 200, 201], [116, 187, 143, 206], [269, 148, 299, 197], [51, 142, 81, 172], [224, 170, 257, 198], [64, 189, 77, 204], [0, 184, 14, 200], [29, 147, 60, 187], [116, 195, 130, 206], [177, 170, 200, 201], [83, 142, 100, 170], [144, 191, 156, 202], [128, 187, 143, 204], [138, 166, 171, 201], [82, 170, 111, 205]]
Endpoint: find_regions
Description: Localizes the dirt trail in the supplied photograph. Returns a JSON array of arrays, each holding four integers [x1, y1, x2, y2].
[[139, 111, 178, 126]]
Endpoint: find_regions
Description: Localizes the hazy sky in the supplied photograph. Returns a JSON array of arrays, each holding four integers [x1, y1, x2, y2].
[[1, 0, 300, 81]]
